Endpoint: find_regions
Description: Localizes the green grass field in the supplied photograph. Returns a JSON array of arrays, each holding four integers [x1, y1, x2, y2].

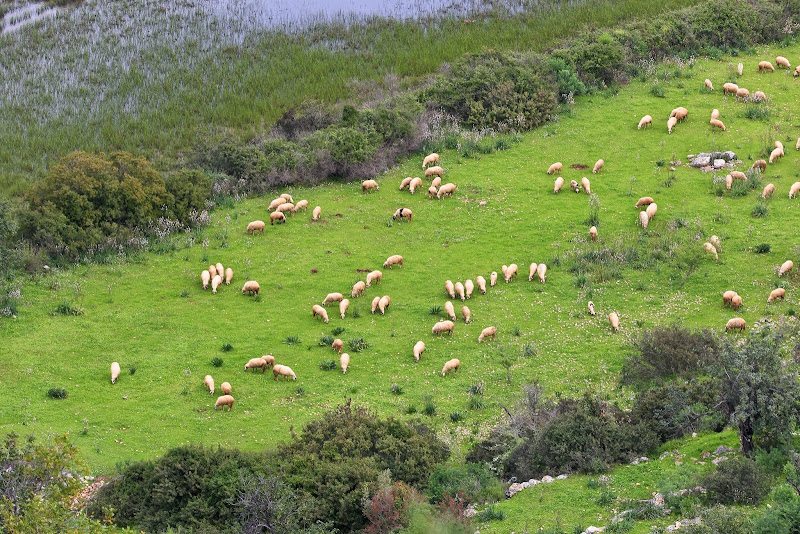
[[4, 39, 800, 530]]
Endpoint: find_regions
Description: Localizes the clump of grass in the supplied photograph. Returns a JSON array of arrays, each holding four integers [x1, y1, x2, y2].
[[318, 360, 337, 371], [754, 243, 771, 254], [597, 488, 616, 506], [429, 305, 442, 315], [211, 357, 223, 367], [468, 396, 486, 410], [743, 105, 770, 121], [449, 412, 464, 422], [179, 290, 190, 298], [511, 326, 521, 337], [253, 295, 262, 303], [586, 478, 600, 489], [283, 335, 301, 345], [47, 387, 67, 400], [422, 395, 436, 416], [319, 335, 334, 346], [349, 337, 370, 352], [468, 381, 485, 396], [129, 366, 136, 376], [52, 301, 83, 316], [295, 386, 305, 397], [220, 343, 234, 352], [351, 308, 361, 318], [406, 404, 417, 415], [477, 505, 506, 522], [523, 342, 536, 357], [331, 326, 345, 336], [391, 383, 404, 395], [751, 203, 768, 218]]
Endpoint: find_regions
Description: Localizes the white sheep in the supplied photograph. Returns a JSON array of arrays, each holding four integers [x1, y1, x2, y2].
[[710, 118, 726, 131], [423, 153, 440, 169], [645, 204, 658, 221], [293, 200, 309, 212], [710, 235, 722, 251], [276, 203, 295, 215], [431, 176, 442, 188], [635, 196, 654, 208], [547, 162, 563, 175], [371, 296, 380, 314], [639, 211, 649, 228], [242, 280, 260, 296], [444, 301, 456, 321], [201, 270, 210, 289], [723, 82, 739, 95], [736, 87, 750, 101], [247, 220, 266, 234], [570, 179, 580, 193], [738, 62, 743, 76], [554, 176, 564, 193], [322, 292, 344, 306], [471, 276, 485, 296], [670, 107, 688, 121], [312, 304, 329, 323], [667, 116, 677, 134], [752, 90, 767, 103], [592, 159, 604, 174], [221, 382, 232, 395], [273, 364, 297, 381], [608, 312, 620, 332], [504, 264, 518, 283], [441, 358, 460, 376], [752, 159, 767, 172], [437, 183, 456, 199], [711, 108, 720, 120], [211, 274, 222, 294], [268, 197, 287, 210], [703, 242, 718, 261], [413, 341, 425, 362], [204, 375, 215, 394], [362, 179, 380, 192], [280, 193, 294, 203], [704, 79, 713, 91], [589, 225, 598, 242], [399, 176, 414, 190], [215, 395, 235, 411], [340, 353, 350, 374], [795, 65, 800, 77], [461, 305, 471, 324], [312, 206, 322, 221], [490, 272, 498, 287], [225, 267, 233, 285], [731, 294, 743, 311], [790, 182, 800, 199], [432, 320, 455, 336], [209, 264, 217, 278], [352, 280, 366, 297], [768, 288, 786, 303], [244, 357, 269, 374], [383, 255, 403, 269], [770, 147, 784, 164], [478, 326, 497, 343], [270, 212, 286, 225], [378, 295, 391, 315], [366, 270, 383, 287], [392, 208, 412, 222], [409, 177, 423, 194], [537, 263, 547, 284], [581, 177, 591, 194], [588, 301, 596, 315], [779, 260, 794, 277], [763, 183, 775, 198], [428, 185, 438, 199], [638, 115, 652, 129], [725, 174, 733, 190], [332, 339, 344, 353], [758, 61, 775, 72], [111, 362, 121, 384], [465, 279, 474, 299], [339, 299, 350, 319], [723, 290, 738, 306], [445, 280, 455, 299], [528, 262, 538, 281], [425, 166, 444, 178], [725, 318, 746, 332], [455, 281, 465, 300]]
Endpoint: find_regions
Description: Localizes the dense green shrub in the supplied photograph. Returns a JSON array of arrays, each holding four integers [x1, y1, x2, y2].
[[427, 463, 505, 505], [549, 58, 586, 101], [632, 381, 724, 442], [702, 457, 770, 505], [46, 388, 67, 400], [754, 487, 800, 533], [567, 32, 625, 86], [622, 323, 719, 383], [164, 169, 213, 222]]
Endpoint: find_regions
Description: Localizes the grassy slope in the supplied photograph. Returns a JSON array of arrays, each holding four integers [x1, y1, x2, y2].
[[3, 42, 800, 529]]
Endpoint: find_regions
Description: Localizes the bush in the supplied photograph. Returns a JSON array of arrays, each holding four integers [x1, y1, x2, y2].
[[427, 463, 505, 505], [211, 357, 224, 367], [752, 203, 768, 218], [319, 335, 334, 346], [477, 504, 506, 522], [319, 360, 337, 371], [702, 457, 770, 505], [632, 381, 724, 442], [349, 337, 370, 352], [52, 301, 83, 316], [46, 388, 67, 400], [164, 169, 212, 223], [755, 243, 771, 254]]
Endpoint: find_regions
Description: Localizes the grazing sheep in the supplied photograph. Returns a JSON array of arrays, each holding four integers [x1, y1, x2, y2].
[[667, 116, 677, 134], [504, 264, 518, 283], [776, 140, 784, 150], [736, 87, 750, 101], [280, 193, 294, 203], [222, 268, 232, 287], [465, 279, 474, 299], [592, 159, 604, 174], [262, 355, 276, 368], [340, 353, 350, 374], [383, 255, 403, 269], [201, 270, 210, 289], [730, 171, 747, 181], [409, 177, 423, 194], [790, 182, 800, 199], [725, 318, 746, 332], [444, 301, 456, 321], [392, 208, 412, 222], [332, 339, 344, 353], [431, 176, 442, 188], [455, 281, 465, 300], [778, 56, 791, 68], [221, 382, 232, 395], [462, 306, 471, 324], [247, 220, 266, 234], [413, 341, 425, 362], [670, 107, 688, 121], [276, 203, 294, 215], [378, 295, 391, 315], [638, 115, 652, 129], [581, 177, 591, 194], [423, 153, 440, 169], [445, 280, 455, 299], [645, 203, 657, 220], [425, 166, 444, 178], [432, 320, 455, 336], [589, 226, 598, 241], [478, 326, 497, 343], [362, 179, 380, 192], [270, 212, 286, 225], [244, 357, 269, 374], [111, 362, 121, 384], [639, 211, 649, 228], [770, 147, 784, 164], [704, 78, 713, 90], [723, 82, 739, 95], [490, 271, 498, 287], [242, 280, 260, 296], [312, 206, 322, 221], [725, 174, 733, 190], [293, 200, 309, 212], [588, 301, 596, 315], [339, 298, 350, 319], [752, 159, 767, 171], [569, 179, 580, 193], [209, 264, 217, 278], [795, 65, 800, 77], [738, 62, 743, 76], [797, 138, 800, 150], [731, 294, 743, 311], [371, 296, 380, 314], [476, 276, 487, 294], [779, 260, 794, 277], [554, 176, 564, 193], [635, 196, 654, 208], [711, 108, 720, 120], [528, 262, 538, 282], [312, 304, 329, 323], [211, 275, 222, 294], [723, 290, 738, 306], [709, 235, 721, 252], [352, 280, 366, 297], [547, 162, 563, 175], [273, 364, 297, 381], [710, 118, 726, 131], [428, 186, 438, 199], [758, 60, 775, 72], [608, 312, 620, 332], [763, 183, 775, 198], [752, 90, 767, 103], [537, 263, 547, 284], [437, 183, 457, 199], [768, 288, 786, 303], [268, 197, 287, 210], [322, 292, 344, 306], [366, 270, 383, 287], [442, 358, 460, 376], [204, 375, 215, 394], [215, 395, 235, 411], [703, 242, 718, 261]]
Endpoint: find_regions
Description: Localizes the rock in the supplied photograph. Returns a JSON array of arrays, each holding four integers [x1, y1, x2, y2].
[[505, 482, 524, 498], [652, 493, 664, 506], [528, 478, 540, 485], [556, 474, 568, 480], [541, 475, 554, 483], [700, 451, 711, 459], [582, 527, 606, 534], [479, 201, 487, 206], [713, 445, 732, 455], [722, 150, 736, 161], [712, 456, 728, 465], [521, 481, 530, 489], [713, 159, 726, 169], [690, 155, 711, 167]]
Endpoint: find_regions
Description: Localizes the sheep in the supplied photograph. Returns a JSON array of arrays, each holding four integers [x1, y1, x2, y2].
[[711, 108, 720, 120], [752, 159, 767, 172], [723, 290, 738, 306], [537, 263, 547, 284], [553, 176, 564, 193], [768, 288, 786, 303], [736, 87, 750, 101], [445, 280, 456, 299], [444, 301, 456, 321], [465, 279, 474, 299], [504, 264, 518, 283], [704, 79, 713, 91], [770, 147, 784, 164], [763, 183, 775, 198], [224, 267, 233, 286], [490, 272, 498, 287], [409, 177, 423, 194], [547, 162, 563, 175], [667, 116, 677, 134], [293, 200, 309, 212], [441, 358, 460, 376], [204, 375, 215, 394], [413, 341, 425, 362], [710, 118, 726, 131], [262, 355, 276, 368], [758, 60, 775, 72], [322, 292, 344, 306], [731, 294, 743, 311], [775, 140, 784, 150], [738, 62, 743, 76], [211, 274, 222, 294], [592, 159, 604, 174], [431, 176, 442, 188], [209, 264, 218, 278], [366, 270, 383, 287], [635, 196, 654, 208], [352, 280, 366, 297], [645, 203, 657, 220], [276, 203, 295, 215], [428, 186, 438, 199], [478, 326, 497, 343], [312, 206, 322, 221], [268, 197, 287, 210], [244, 357, 269, 374], [752, 90, 767, 103], [608, 312, 620, 332], [437, 183, 457, 199], [639, 211, 649, 228], [332, 339, 344, 353], [383, 255, 403, 269], [432, 320, 455, 336], [455, 281, 465, 300], [273, 364, 297, 381], [362, 179, 380, 193], [797, 137, 800, 150], [378, 295, 391, 315], [710, 235, 722, 251], [779, 260, 794, 277], [790, 182, 800, 199], [638, 115, 652, 129], [247, 220, 266, 235], [777, 56, 791, 68], [423, 153, 440, 169], [725, 318, 746, 332], [569, 179, 580, 193], [703, 242, 718, 261], [312, 304, 329, 323], [590, 226, 598, 241], [581, 177, 591, 194], [795, 65, 800, 77], [215, 395, 235, 411], [476, 276, 487, 294], [425, 166, 444, 178], [670, 107, 688, 121], [270, 212, 286, 225], [221, 382, 232, 395], [725, 174, 733, 190], [280, 193, 294, 203], [722, 82, 739, 95], [462, 305, 471, 324], [392, 208, 412, 222], [339, 299, 350, 319], [242, 280, 260, 296], [340, 353, 350, 374], [528, 262, 538, 281], [111, 362, 121, 384], [588, 301, 596, 315], [201, 270, 210, 289], [371, 296, 380, 314], [730, 171, 747, 181]]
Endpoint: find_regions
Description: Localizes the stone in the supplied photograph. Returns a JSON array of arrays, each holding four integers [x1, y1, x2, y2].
[[521, 481, 530, 489], [712, 456, 728, 465], [690, 155, 711, 167], [713, 159, 726, 169], [713, 445, 732, 455], [583, 527, 606, 534], [541, 475, 554, 483], [528, 479, 540, 485], [652, 493, 665, 506], [722, 150, 736, 161], [556, 474, 568, 480]]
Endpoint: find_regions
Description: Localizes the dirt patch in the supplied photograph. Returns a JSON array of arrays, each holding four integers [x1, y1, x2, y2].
[[310, 269, 318, 274], [334, 213, 343, 217], [571, 164, 590, 170], [356, 268, 371, 273]]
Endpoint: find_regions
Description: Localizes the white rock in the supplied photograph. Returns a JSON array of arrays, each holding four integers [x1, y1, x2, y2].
[[541, 475, 554, 483], [556, 474, 568, 480]]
